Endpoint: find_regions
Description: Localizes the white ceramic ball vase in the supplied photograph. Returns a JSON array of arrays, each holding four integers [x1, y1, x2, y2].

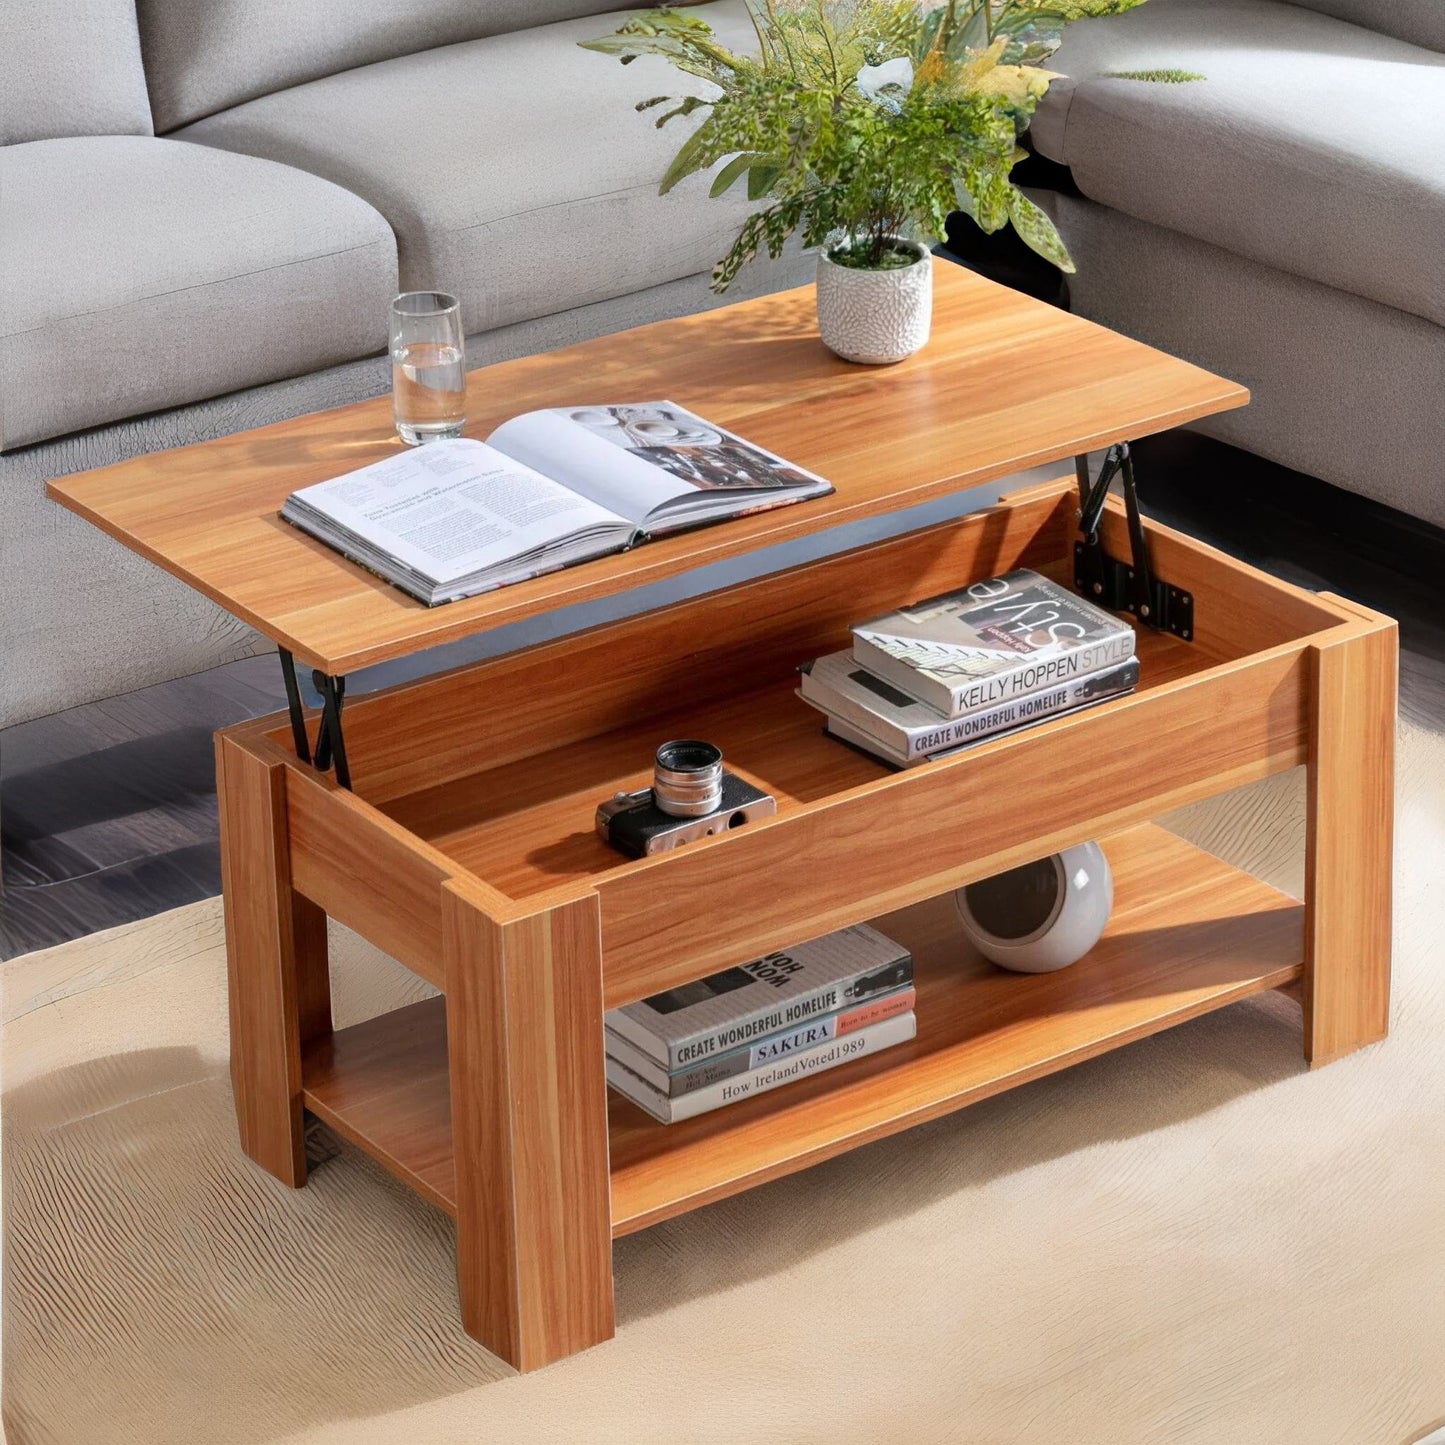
[[954, 842, 1114, 974], [815, 237, 932, 365]]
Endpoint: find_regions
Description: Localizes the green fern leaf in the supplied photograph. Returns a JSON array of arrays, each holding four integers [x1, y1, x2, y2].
[[1102, 68, 1205, 82]]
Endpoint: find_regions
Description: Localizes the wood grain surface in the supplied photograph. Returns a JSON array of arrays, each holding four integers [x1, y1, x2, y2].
[[47, 262, 1247, 675], [441, 882, 614, 1371], [216, 736, 330, 1187], [294, 825, 1302, 1237], [587, 645, 1311, 1007], [283, 756, 465, 990], [1303, 602, 1398, 1066]]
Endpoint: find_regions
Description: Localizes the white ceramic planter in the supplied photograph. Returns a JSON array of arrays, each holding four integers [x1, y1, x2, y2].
[[815, 238, 932, 365]]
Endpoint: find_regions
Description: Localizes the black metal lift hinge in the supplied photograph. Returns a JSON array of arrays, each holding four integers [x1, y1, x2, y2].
[[1072, 442, 1195, 643]]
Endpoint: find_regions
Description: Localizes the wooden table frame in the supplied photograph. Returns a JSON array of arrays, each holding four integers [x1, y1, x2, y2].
[[47, 266, 1395, 1371], [214, 480, 1394, 1371]]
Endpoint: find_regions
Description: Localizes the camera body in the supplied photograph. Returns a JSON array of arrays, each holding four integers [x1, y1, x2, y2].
[[596, 770, 776, 858]]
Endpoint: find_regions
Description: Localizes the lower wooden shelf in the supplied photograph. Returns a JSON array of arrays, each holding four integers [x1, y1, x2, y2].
[[301, 824, 1303, 1237]]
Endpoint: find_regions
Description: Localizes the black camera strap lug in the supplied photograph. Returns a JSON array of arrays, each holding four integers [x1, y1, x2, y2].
[[1073, 443, 1194, 642]]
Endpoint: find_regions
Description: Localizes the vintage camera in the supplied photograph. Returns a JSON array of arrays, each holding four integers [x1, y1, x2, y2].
[[595, 740, 776, 858]]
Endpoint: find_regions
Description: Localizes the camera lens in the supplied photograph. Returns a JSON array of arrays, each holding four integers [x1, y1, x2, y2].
[[655, 740, 721, 774], [652, 739, 724, 818]]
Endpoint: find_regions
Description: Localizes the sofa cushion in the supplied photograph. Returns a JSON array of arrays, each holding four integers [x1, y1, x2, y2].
[[1287, 0, 1445, 52], [0, 0, 153, 144], [177, 3, 762, 337], [1031, 0, 1445, 329], [138, 0, 640, 132], [0, 137, 398, 450]]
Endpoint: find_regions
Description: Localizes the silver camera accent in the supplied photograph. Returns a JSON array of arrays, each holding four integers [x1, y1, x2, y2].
[[651, 739, 724, 817], [596, 740, 777, 857]]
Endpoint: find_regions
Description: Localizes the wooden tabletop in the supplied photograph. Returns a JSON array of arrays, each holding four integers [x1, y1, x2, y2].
[[48, 261, 1247, 676]]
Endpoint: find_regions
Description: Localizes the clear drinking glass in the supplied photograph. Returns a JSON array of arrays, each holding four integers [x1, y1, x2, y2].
[[390, 291, 465, 444]]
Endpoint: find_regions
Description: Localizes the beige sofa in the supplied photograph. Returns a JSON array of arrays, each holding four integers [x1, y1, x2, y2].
[[1028, 0, 1445, 532], [0, 0, 813, 725]]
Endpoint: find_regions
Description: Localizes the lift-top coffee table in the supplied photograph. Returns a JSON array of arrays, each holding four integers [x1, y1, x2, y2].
[[49, 261, 1395, 1371]]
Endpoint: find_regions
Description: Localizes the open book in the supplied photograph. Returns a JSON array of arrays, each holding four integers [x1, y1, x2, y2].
[[281, 401, 833, 605]]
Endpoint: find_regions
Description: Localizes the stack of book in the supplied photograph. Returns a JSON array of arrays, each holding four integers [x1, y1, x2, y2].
[[605, 924, 915, 1124], [797, 569, 1138, 768]]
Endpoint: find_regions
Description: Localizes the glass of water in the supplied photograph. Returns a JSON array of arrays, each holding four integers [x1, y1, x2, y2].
[[390, 291, 465, 444]]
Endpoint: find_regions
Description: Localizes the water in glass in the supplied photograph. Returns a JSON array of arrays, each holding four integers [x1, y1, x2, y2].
[[391, 341, 465, 443], [390, 291, 465, 444]]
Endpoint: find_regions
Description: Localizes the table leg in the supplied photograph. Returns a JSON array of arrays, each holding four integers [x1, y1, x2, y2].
[[217, 736, 332, 1184], [442, 880, 614, 1371], [1303, 617, 1397, 1067]]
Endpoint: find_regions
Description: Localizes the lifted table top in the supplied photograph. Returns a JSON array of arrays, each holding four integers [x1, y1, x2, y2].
[[47, 260, 1245, 677]]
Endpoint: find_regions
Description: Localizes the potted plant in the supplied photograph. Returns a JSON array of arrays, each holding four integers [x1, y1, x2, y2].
[[582, 1, 1158, 364]]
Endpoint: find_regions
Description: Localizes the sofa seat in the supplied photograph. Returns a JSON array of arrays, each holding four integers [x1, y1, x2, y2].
[[175, 2, 763, 337], [0, 136, 397, 449], [1031, 0, 1445, 329]]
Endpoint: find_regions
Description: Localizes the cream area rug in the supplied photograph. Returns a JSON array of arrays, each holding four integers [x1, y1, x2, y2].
[[4, 717, 1443, 1445]]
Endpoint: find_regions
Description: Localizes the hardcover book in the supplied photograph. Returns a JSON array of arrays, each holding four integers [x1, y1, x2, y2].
[[607, 1011, 918, 1124], [823, 668, 1139, 767], [606, 985, 917, 1097], [800, 652, 1140, 761], [852, 570, 1135, 718], [605, 924, 912, 1072]]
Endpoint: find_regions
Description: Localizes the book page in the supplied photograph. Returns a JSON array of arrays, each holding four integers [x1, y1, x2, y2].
[[487, 408, 684, 524], [287, 438, 629, 585], [488, 401, 830, 530]]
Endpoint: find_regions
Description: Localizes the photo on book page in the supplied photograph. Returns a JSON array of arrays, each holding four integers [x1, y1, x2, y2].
[[560, 403, 817, 491]]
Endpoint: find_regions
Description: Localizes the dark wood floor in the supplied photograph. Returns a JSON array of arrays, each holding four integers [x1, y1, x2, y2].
[[0, 657, 288, 957], [3, 434, 1442, 959], [1131, 433, 1445, 731]]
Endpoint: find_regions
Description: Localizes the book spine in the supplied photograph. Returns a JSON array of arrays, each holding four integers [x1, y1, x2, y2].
[[603, 1028, 677, 1094], [797, 672, 926, 757], [605, 1007, 673, 1069], [806, 659, 1138, 759], [607, 1011, 918, 1124], [825, 716, 909, 768], [850, 638, 957, 715], [616, 987, 917, 1098], [906, 657, 1139, 757], [833, 985, 916, 1035], [854, 630, 1135, 719], [663, 955, 913, 1072]]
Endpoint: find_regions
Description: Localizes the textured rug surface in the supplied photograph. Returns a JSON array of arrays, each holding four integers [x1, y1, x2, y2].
[[4, 718, 1443, 1445]]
